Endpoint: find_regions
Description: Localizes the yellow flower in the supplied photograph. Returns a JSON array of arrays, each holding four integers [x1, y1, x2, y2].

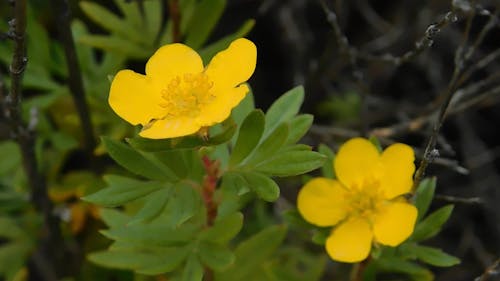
[[108, 38, 257, 139], [297, 138, 418, 263]]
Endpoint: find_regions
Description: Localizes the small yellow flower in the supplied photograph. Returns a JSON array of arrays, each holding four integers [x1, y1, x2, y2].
[[298, 138, 418, 263], [109, 38, 257, 139]]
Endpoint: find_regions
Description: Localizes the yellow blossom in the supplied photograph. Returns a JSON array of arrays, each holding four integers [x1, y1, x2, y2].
[[109, 38, 257, 139], [297, 138, 418, 263]]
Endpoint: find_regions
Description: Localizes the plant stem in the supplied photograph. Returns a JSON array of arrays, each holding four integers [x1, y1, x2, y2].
[[201, 155, 219, 227], [52, 0, 96, 153], [3, 1, 63, 280], [168, 0, 181, 43]]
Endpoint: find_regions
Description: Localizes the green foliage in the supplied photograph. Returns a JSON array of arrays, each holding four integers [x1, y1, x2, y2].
[[364, 178, 459, 281]]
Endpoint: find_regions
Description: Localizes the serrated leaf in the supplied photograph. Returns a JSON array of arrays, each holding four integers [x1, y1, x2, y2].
[[229, 110, 265, 166], [318, 144, 335, 179], [198, 242, 235, 271], [264, 86, 304, 138], [412, 205, 454, 241], [254, 151, 326, 177], [216, 225, 287, 281], [185, 0, 226, 49], [182, 255, 204, 281], [129, 188, 172, 224], [82, 175, 165, 207], [286, 114, 314, 144], [231, 91, 255, 128], [127, 122, 236, 152], [413, 178, 436, 221], [199, 212, 243, 243], [101, 137, 177, 181], [243, 123, 289, 167]]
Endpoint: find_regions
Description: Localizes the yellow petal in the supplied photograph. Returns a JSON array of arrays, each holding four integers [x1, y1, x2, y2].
[[197, 84, 249, 126], [70, 203, 87, 234], [205, 38, 257, 89], [109, 70, 165, 125], [380, 143, 415, 199], [373, 202, 417, 246], [326, 217, 373, 262], [334, 138, 381, 188], [139, 117, 200, 139], [297, 178, 348, 227], [145, 43, 204, 80]]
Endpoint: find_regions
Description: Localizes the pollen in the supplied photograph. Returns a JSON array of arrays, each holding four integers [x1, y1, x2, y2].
[[160, 73, 215, 118], [344, 177, 385, 219]]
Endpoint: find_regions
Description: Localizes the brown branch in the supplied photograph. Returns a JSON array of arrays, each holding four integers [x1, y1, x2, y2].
[[412, 2, 477, 190], [2, 1, 63, 280], [51, 0, 96, 153], [201, 155, 219, 281], [475, 258, 500, 281], [168, 0, 181, 43]]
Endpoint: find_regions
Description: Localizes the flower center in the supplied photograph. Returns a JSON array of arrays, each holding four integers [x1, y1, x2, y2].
[[344, 177, 385, 219], [160, 73, 214, 118]]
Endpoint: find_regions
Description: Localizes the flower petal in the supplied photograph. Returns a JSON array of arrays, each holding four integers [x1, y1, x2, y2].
[[205, 38, 257, 89], [297, 178, 348, 227], [145, 43, 204, 80], [334, 138, 381, 188], [197, 84, 250, 126], [139, 117, 200, 139], [380, 143, 415, 199], [373, 202, 417, 246], [109, 70, 165, 125], [326, 218, 373, 262]]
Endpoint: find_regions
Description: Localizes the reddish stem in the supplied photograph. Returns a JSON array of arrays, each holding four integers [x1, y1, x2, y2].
[[201, 155, 219, 227]]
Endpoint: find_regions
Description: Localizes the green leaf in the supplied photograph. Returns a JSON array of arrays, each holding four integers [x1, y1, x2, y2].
[[198, 242, 235, 271], [162, 182, 201, 227], [264, 86, 304, 138], [129, 188, 172, 224], [216, 225, 287, 281], [243, 123, 289, 167], [182, 255, 204, 281], [0, 217, 26, 240], [127, 122, 236, 152], [101, 137, 177, 181], [318, 144, 335, 179], [185, 0, 226, 49], [82, 175, 166, 207], [368, 136, 382, 152], [199, 19, 255, 63], [229, 110, 265, 166], [231, 91, 255, 128], [242, 172, 280, 202], [413, 177, 436, 221], [79, 2, 142, 43], [254, 151, 327, 177], [78, 35, 149, 58], [99, 208, 130, 228], [102, 223, 197, 248], [88, 247, 189, 274], [0, 142, 21, 175], [369, 257, 433, 281], [406, 244, 460, 267], [412, 205, 454, 241], [199, 212, 243, 243], [286, 114, 314, 144], [0, 242, 32, 276]]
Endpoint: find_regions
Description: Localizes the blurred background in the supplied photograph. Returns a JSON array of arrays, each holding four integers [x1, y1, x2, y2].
[[1, 0, 499, 280]]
